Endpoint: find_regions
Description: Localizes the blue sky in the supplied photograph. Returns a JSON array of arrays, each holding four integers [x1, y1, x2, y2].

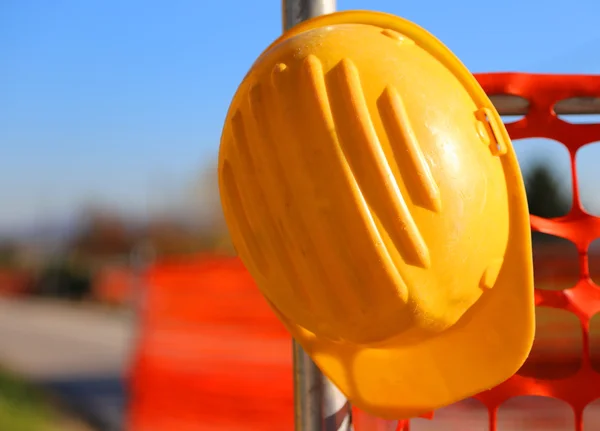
[[2, 0, 600, 232]]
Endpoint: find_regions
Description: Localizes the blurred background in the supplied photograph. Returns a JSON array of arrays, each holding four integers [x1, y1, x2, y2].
[[2, 0, 600, 430]]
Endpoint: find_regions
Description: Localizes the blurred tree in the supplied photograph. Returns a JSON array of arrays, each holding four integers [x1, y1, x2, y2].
[[187, 162, 235, 255], [139, 217, 234, 258], [0, 241, 17, 268], [523, 160, 571, 245], [142, 219, 200, 257], [70, 208, 135, 261], [35, 259, 91, 301], [40, 207, 132, 300], [524, 160, 571, 219]]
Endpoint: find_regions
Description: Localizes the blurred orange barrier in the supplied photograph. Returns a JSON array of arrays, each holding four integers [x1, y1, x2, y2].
[[126, 255, 294, 431], [91, 264, 135, 305], [0, 269, 32, 297]]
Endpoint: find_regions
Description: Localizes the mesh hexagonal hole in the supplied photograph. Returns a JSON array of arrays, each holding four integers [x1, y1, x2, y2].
[[583, 398, 600, 429], [533, 234, 579, 291], [589, 239, 600, 286], [555, 97, 600, 124], [588, 313, 600, 374], [518, 307, 582, 380], [576, 142, 600, 216], [490, 93, 529, 124], [408, 398, 487, 431], [497, 396, 574, 431], [558, 113, 600, 124], [501, 114, 526, 124], [513, 138, 573, 219]]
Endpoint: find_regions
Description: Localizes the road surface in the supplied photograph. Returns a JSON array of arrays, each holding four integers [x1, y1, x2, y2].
[[0, 297, 598, 431], [0, 298, 136, 431]]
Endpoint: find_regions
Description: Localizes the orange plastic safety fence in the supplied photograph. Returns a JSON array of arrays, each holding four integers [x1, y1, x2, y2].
[[0, 269, 32, 297], [91, 264, 135, 305], [126, 255, 295, 431], [399, 73, 600, 431]]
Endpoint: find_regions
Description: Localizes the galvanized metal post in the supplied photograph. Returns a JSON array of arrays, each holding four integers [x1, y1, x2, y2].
[[292, 341, 324, 431], [281, 2, 352, 431], [282, 0, 337, 31]]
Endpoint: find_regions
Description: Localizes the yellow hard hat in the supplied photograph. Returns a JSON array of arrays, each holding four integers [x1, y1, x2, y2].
[[218, 10, 535, 420]]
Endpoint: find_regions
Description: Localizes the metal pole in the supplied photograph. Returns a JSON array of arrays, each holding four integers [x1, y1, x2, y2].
[[281, 2, 351, 431], [282, 0, 336, 31], [293, 341, 324, 431]]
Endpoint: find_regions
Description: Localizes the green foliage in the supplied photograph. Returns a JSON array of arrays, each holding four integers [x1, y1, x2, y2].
[[0, 241, 17, 268], [523, 160, 571, 244], [35, 260, 92, 300], [0, 369, 65, 431], [524, 160, 571, 219]]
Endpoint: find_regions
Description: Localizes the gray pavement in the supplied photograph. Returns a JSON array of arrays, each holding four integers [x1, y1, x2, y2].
[[0, 297, 595, 431], [0, 298, 137, 431]]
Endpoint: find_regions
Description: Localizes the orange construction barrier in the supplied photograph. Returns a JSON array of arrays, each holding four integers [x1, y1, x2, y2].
[[127, 255, 294, 431], [0, 269, 32, 297], [91, 264, 136, 305]]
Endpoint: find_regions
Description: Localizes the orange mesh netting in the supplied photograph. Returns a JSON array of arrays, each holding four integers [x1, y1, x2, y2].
[[402, 72, 600, 431]]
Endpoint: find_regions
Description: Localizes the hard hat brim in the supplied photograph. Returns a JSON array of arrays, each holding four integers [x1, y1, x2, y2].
[[261, 10, 535, 420]]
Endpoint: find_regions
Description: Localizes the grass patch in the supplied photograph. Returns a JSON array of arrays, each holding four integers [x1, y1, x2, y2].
[[0, 369, 73, 431]]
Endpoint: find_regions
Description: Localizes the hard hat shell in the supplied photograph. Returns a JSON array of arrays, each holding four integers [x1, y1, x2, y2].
[[218, 10, 534, 420]]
